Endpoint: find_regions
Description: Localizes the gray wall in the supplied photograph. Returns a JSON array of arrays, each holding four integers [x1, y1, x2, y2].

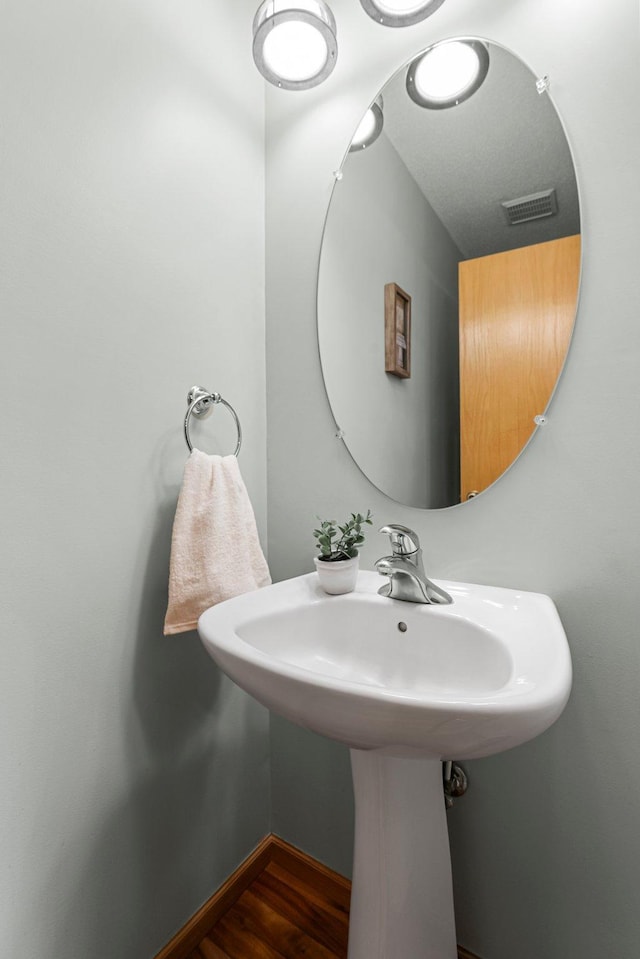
[[266, 1, 640, 957], [318, 132, 460, 507], [0, 1, 269, 956]]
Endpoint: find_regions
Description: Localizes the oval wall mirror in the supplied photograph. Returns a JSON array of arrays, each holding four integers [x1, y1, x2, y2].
[[317, 38, 581, 509]]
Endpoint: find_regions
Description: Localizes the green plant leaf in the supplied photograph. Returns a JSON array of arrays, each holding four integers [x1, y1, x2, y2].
[[313, 509, 373, 560]]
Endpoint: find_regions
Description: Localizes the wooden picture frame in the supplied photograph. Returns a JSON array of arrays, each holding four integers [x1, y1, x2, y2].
[[384, 282, 411, 378]]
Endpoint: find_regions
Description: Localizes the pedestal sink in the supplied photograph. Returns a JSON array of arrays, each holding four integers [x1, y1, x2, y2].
[[198, 571, 572, 958]]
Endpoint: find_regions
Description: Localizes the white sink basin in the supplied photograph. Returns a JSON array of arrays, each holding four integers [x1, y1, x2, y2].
[[198, 570, 572, 959], [198, 571, 572, 759]]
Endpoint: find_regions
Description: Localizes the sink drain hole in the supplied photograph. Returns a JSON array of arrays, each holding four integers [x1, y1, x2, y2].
[[397, 622, 408, 632]]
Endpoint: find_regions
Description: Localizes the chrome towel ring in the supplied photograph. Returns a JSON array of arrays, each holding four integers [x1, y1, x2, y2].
[[184, 385, 242, 456]]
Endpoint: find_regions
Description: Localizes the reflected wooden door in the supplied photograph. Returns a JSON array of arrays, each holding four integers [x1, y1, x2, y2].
[[459, 235, 580, 501]]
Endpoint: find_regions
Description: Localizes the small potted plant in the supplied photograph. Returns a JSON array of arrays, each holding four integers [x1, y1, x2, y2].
[[313, 510, 373, 594]]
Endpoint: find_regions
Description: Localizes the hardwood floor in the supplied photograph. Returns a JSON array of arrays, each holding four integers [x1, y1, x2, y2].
[[185, 853, 350, 959], [156, 834, 480, 959]]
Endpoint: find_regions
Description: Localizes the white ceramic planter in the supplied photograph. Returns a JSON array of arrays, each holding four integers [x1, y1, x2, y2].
[[314, 554, 359, 594]]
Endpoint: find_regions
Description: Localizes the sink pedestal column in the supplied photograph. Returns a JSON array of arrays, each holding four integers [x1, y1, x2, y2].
[[348, 750, 458, 959]]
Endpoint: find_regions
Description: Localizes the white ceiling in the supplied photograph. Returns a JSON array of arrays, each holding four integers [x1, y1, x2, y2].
[[379, 40, 580, 260]]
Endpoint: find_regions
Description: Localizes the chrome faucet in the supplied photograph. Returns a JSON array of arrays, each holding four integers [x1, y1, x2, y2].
[[375, 524, 453, 605]]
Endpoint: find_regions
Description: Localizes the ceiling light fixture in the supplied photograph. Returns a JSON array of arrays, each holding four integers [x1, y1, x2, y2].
[[252, 0, 338, 90], [349, 97, 384, 152], [406, 39, 489, 109], [359, 0, 446, 28]]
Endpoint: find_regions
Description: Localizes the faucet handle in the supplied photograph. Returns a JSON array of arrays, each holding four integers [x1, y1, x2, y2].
[[379, 524, 421, 556]]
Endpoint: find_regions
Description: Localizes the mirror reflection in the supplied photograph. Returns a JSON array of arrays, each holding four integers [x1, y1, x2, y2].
[[318, 38, 581, 509]]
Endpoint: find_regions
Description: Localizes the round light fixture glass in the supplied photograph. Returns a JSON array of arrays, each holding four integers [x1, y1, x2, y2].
[[359, 0, 446, 28], [406, 39, 489, 109], [253, 0, 338, 90], [349, 97, 384, 152]]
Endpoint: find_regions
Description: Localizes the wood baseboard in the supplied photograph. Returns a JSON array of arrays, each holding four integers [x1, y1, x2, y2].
[[155, 832, 481, 959]]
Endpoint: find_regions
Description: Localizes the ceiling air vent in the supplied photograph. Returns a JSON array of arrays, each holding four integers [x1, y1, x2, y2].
[[502, 188, 558, 225]]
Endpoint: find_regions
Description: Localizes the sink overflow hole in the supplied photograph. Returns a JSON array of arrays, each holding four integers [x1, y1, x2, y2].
[[397, 622, 408, 632]]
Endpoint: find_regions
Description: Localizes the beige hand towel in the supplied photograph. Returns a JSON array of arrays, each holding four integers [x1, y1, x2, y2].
[[164, 450, 271, 635]]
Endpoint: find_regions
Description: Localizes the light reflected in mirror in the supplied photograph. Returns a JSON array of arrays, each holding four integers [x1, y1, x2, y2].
[[317, 38, 581, 509]]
